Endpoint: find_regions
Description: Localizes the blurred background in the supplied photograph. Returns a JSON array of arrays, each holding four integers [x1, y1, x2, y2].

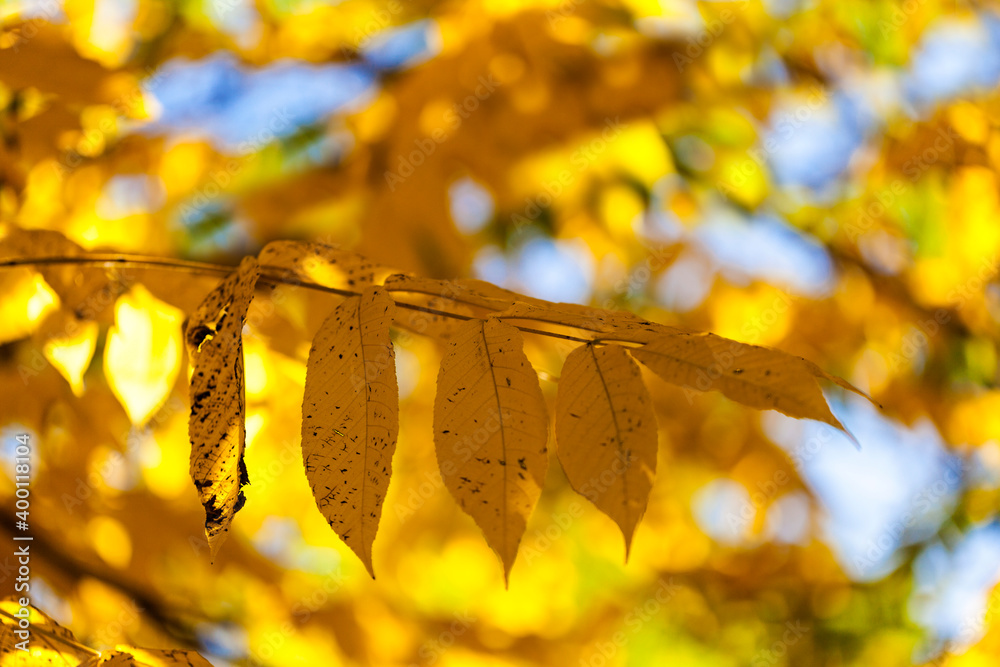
[[1, 0, 1000, 664]]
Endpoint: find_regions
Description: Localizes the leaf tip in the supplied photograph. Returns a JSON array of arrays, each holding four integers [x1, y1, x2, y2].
[[359, 551, 376, 580], [843, 425, 862, 451], [825, 413, 861, 450], [207, 529, 227, 562]]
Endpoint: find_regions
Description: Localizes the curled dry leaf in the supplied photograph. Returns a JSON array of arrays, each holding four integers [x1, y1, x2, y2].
[[301, 286, 398, 577], [434, 318, 549, 581], [630, 332, 852, 435], [556, 344, 657, 556], [186, 256, 260, 559]]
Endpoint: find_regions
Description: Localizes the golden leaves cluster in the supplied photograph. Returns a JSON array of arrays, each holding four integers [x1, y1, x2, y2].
[[175, 241, 870, 578], [2, 234, 869, 580]]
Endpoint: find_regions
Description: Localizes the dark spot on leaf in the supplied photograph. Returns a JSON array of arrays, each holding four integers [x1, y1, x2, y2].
[[238, 457, 250, 488], [187, 324, 215, 349], [204, 496, 224, 527]]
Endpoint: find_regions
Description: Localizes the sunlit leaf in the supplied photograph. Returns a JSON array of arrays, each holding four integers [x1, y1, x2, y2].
[[257, 239, 395, 290], [0, 599, 92, 665], [0, 267, 59, 345], [105, 284, 184, 425], [186, 257, 260, 559], [434, 317, 549, 581], [556, 343, 658, 555], [630, 332, 852, 435], [302, 286, 398, 577], [38, 311, 99, 396]]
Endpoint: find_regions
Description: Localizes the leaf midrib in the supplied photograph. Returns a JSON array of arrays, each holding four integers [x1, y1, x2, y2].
[[590, 345, 630, 535], [481, 320, 508, 568]]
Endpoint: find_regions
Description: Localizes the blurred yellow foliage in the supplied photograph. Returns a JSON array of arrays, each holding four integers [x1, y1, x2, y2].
[[1, 0, 1000, 665]]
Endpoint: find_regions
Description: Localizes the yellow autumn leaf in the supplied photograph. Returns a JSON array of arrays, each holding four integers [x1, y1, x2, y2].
[[630, 332, 851, 435], [451, 278, 551, 310], [494, 300, 681, 340], [0, 598, 92, 665], [0, 267, 59, 345], [434, 317, 549, 582], [88, 515, 133, 570], [302, 286, 399, 577], [383, 276, 503, 313], [104, 284, 184, 425], [392, 292, 475, 341], [38, 311, 99, 396], [257, 239, 394, 290], [383, 275, 532, 312], [385, 276, 673, 341], [556, 343, 658, 555], [381, 274, 487, 339], [186, 257, 260, 559]]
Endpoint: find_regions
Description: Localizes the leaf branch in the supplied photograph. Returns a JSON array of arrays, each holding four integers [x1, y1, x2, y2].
[[0, 253, 623, 345]]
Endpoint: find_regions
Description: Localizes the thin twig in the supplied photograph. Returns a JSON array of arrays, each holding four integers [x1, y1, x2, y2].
[[0, 254, 627, 345]]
